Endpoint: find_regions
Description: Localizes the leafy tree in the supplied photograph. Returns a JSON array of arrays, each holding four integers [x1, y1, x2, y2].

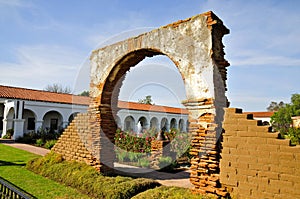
[[138, 95, 154, 105], [270, 94, 300, 145], [267, 101, 285, 111], [44, 83, 71, 94], [78, 90, 89, 96]]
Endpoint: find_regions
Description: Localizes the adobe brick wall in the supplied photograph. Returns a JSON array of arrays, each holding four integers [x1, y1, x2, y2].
[[221, 108, 300, 198], [52, 113, 101, 171]]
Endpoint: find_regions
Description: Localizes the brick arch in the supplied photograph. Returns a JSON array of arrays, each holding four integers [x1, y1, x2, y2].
[[55, 11, 230, 195]]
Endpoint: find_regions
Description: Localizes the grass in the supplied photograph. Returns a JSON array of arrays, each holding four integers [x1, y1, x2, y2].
[[0, 143, 218, 199], [26, 152, 161, 199], [0, 144, 91, 199], [132, 186, 217, 199]]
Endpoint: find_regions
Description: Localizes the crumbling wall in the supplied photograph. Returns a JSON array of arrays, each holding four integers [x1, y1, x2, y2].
[[52, 113, 101, 170], [221, 108, 300, 198]]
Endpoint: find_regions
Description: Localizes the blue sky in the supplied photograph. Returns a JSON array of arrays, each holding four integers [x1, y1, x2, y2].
[[0, 0, 299, 111]]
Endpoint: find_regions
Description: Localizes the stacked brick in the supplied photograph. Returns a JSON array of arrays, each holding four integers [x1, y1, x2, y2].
[[88, 99, 116, 174], [189, 111, 227, 197], [221, 108, 300, 198], [52, 113, 101, 170], [150, 140, 170, 169]]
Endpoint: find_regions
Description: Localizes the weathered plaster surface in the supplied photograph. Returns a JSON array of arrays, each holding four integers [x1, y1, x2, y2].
[[87, 11, 230, 195]]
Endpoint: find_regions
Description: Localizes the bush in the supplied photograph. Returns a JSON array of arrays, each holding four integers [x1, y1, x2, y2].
[[36, 138, 44, 147], [44, 140, 57, 149], [26, 152, 160, 199], [3, 128, 14, 139], [138, 158, 150, 168], [16, 127, 63, 148], [115, 129, 153, 153], [132, 186, 216, 199], [285, 127, 300, 145]]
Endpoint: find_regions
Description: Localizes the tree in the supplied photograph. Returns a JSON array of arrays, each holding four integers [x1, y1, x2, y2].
[[270, 94, 300, 145], [267, 101, 285, 111], [44, 83, 71, 94], [78, 90, 89, 96], [138, 95, 154, 105]]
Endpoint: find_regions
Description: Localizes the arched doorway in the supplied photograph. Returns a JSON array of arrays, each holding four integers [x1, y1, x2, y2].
[[68, 112, 79, 124], [23, 109, 36, 133], [43, 111, 63, 133], [160, 117, 169, 132], [124, 116, 135, 132], [170, 118, 177, 129], [150, 117, 159, 132], [137, 116, 148, 132], [6, 107, 15, 130], [179, 119, 185, 132]]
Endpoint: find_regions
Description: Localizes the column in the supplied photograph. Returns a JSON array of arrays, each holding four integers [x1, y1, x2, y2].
[[35, 120, 43, 132], [182, 98, 226, 195], [13, 119, 25, 139]]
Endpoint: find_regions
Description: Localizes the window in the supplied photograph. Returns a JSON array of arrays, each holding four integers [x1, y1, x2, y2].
[[50, 119, 58, 131], [27, 117, 35, 130]]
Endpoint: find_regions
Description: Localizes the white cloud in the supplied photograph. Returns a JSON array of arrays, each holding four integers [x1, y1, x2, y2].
[[231, 52, 300, 67]]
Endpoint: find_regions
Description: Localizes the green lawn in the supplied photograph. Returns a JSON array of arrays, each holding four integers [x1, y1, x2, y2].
[[0, 144, 91, 199]]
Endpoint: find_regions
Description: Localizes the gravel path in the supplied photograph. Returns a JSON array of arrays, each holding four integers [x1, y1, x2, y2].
[[0, 140, 50, 156]]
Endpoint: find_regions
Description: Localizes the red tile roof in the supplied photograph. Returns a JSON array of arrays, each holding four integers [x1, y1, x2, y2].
[[0, 85, 90, 105], [0, 85, 188, 114], [244, 111, 275, 118], [118, 101, 188, 115]]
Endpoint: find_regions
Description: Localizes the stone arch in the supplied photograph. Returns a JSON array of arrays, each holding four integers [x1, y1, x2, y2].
[[56, 11, 230, 195], [68, 112, 79, 123], [5, 107, 15, 133], [23, 109, 37, 133], [160, 117, 169, 132], [150, 117, 159, 131], [170, 118, 177, 129], [42, 110, 63, 133], [124, 116, 135, 132], [179, 118, 185, 132], [137, 116, 148, 131]]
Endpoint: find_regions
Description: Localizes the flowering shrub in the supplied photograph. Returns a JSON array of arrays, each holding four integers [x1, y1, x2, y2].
[[170, 131, 192, 159], [114, 128, 192, 167], [114, 129, 154, 153]]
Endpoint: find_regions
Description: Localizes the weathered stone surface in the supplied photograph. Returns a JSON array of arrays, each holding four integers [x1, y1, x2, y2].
[[53, 11, 230, 196]]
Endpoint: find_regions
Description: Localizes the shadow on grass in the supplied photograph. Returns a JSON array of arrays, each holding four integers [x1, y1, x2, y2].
[[0, 160, 26, 167]]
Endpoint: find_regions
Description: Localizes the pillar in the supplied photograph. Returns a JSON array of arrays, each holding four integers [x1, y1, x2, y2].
[[35, 120, 43, 132], [182, 99, 227, 196], [13, 119, 25, 139]]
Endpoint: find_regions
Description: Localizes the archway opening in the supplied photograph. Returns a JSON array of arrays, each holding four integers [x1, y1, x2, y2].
[[137, 116, 148, 132], [99, 49, 191, 171], [6, 107, 15, 130], [23, 109, 36, 133], [124, 116, 135, 132], [150, 117, 159, 132], [43, 111, 63, 133], [68, 112, 79, 124]]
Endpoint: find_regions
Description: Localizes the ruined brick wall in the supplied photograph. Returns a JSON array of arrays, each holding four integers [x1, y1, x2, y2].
[[52, 113, 101, 170], [221, 108, 300, 198]]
